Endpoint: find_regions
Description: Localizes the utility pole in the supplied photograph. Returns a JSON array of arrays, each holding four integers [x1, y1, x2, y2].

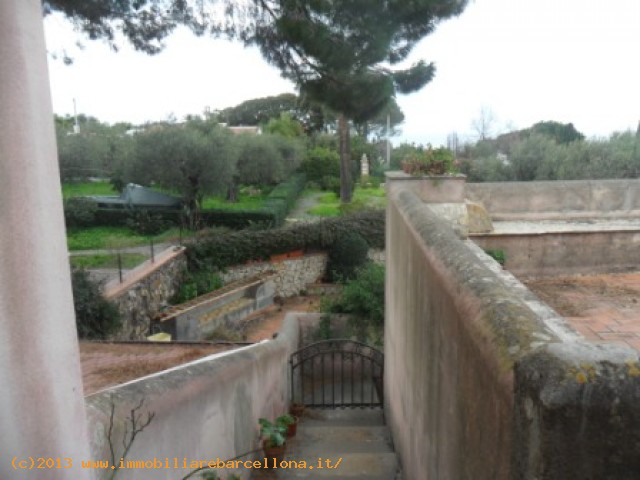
[[386, 113, 391, 166], [73, 98, 80, 134]]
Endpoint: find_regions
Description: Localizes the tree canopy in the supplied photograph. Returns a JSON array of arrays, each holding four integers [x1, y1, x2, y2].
[[234, 0, 468, 201], [43, 0, 214, 54]]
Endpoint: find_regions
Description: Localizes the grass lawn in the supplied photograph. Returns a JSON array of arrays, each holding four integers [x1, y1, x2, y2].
[[201, 190, 271, 210], [66, 226, 190, 251], [306, 186, 386, 217], [62, 181, 116, 198], [70, 253, 148, 269]]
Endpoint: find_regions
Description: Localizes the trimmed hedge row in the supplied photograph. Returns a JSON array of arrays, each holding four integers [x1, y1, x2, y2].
[[64, 173, 306, 230], [186, 209, 385, 271]]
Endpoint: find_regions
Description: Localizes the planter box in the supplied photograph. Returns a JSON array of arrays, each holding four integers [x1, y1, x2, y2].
[[386, 171, 467, 203]]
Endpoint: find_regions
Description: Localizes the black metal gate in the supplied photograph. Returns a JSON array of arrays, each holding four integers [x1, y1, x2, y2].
[[289, 340, 384, 408]]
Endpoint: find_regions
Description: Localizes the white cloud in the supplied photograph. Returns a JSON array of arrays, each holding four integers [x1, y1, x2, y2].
[[45, 0, 640, 146]]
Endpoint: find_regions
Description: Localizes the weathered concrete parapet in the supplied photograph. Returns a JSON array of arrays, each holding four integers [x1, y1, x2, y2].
[[514, 342, 640, 479], [385, 171, 494, 237], [385, 188, 558, 480], [386, 181, 640, 479], [85, 313, 300, 480]]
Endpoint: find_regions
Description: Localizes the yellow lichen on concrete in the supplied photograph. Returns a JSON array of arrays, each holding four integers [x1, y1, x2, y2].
[[626, 361, 640, 377]]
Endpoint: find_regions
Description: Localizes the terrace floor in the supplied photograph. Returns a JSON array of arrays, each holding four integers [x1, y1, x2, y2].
[[525, 271, 640, 351]]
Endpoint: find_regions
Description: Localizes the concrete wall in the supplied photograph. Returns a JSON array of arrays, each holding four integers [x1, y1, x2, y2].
[[85, 313, 301, 480], [385, 177, 640, 479], [473, 230, 640, 278], [158, 276, 276, 341], [467, 179, 640, 220]]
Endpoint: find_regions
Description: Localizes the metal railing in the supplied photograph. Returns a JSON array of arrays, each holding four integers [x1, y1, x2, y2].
[[290, 339, 384, 409]]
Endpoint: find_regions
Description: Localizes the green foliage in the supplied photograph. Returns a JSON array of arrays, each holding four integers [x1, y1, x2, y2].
[[130, 118, 237, 228], [322, 262, 385, 343], [126, 210, 171, 236], [531, 121, 585, 144], [300, 147, 341, 185], [71, 268, 121, 339], [70, 253, 146, 269], [218, 93, 301, 126], [187, 210, 385, 272], [259, 418, 287, 447], [263, 113, 305, 138], [401, 145, 456, 175], [485, 249, 506, 265], [327, 232, 369, 282], [64, 197, 98, 228], [233, 133, 304, 186], [170, 270, 223, 304]]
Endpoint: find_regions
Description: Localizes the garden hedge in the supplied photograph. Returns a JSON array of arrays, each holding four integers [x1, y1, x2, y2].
[[186, 209, 385, 271], [64, 173, 306, 230]]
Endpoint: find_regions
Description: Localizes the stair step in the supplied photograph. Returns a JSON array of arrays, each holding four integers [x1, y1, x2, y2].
[[250, 452, 398, 479], [301, 408, 385, 427], [292, 425, 392, 454]]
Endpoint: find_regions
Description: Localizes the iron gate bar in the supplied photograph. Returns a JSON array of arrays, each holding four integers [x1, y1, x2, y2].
[[289, 339, 384, 409]]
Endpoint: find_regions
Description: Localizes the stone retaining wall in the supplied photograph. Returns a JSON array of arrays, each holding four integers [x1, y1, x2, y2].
[[105, 248, 385, 340], [106, 249, 187, 340], [221, 253, 327, 298]]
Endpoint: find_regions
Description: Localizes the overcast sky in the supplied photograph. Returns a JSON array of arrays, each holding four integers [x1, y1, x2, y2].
[[44, 0, 640, 146]]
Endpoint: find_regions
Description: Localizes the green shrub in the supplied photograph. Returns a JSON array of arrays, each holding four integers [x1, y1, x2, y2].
[[170, 270, 223, 304], [71, 268, 121, 339], [323, 262, 385, 343], [187, 210, 385, 272], [64, 197, 98, 228], [319, 175, 341, 194], [300, 147, 340, 185], [126, 210, 171, 236], [327, 231, 369, 281]]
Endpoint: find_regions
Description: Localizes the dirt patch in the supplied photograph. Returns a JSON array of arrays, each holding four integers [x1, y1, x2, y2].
[[524, 272, 640, 350], [80, 342, 236, 395], [81, 295, 326, 395]]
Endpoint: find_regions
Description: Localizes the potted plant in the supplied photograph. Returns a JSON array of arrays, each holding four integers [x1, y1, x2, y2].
[[401, 145, 456, 176], [289, 402, 305, 418], [259, 417, 287, 464], [277, 413, 298, 438]]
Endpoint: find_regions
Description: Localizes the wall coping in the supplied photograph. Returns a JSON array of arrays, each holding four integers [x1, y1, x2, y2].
[[104, 245, 185, 299]]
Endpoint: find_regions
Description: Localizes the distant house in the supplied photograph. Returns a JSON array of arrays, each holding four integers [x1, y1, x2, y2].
[[86, 183, 182, 210], [223, 125, 262, 135]]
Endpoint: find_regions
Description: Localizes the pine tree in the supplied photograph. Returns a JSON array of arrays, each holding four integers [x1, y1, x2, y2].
[[238, 0, 469, 202]]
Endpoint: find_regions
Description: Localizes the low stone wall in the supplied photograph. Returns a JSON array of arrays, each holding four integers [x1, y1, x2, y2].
[[385, 179, 640, 479], [106, 247, 187, 340], [467, 179, 640, 220], [221, 253, 327, 298], [85, 313, 300, 480]]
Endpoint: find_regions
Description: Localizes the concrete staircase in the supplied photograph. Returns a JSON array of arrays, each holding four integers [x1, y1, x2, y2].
[[251, 409, 400, 479]]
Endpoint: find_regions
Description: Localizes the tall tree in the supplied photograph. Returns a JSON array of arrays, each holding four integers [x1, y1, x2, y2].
[[131, 118, 237, 228], [234, 0, 468, 202], [43, 0, 213, 54], [218, 93, 300, 126]]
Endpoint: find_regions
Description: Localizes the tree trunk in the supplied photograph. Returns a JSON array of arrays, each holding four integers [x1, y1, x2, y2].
[[338, 114, 352, 203]]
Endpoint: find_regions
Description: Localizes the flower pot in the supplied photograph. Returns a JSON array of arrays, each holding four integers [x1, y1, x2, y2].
[[286, 416, 298, 437], [262, 440, 286, 465], [289, 403, 305, 418]]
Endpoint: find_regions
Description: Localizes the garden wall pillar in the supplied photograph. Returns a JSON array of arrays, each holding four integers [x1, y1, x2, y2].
[[0, 2, 92, 478]]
